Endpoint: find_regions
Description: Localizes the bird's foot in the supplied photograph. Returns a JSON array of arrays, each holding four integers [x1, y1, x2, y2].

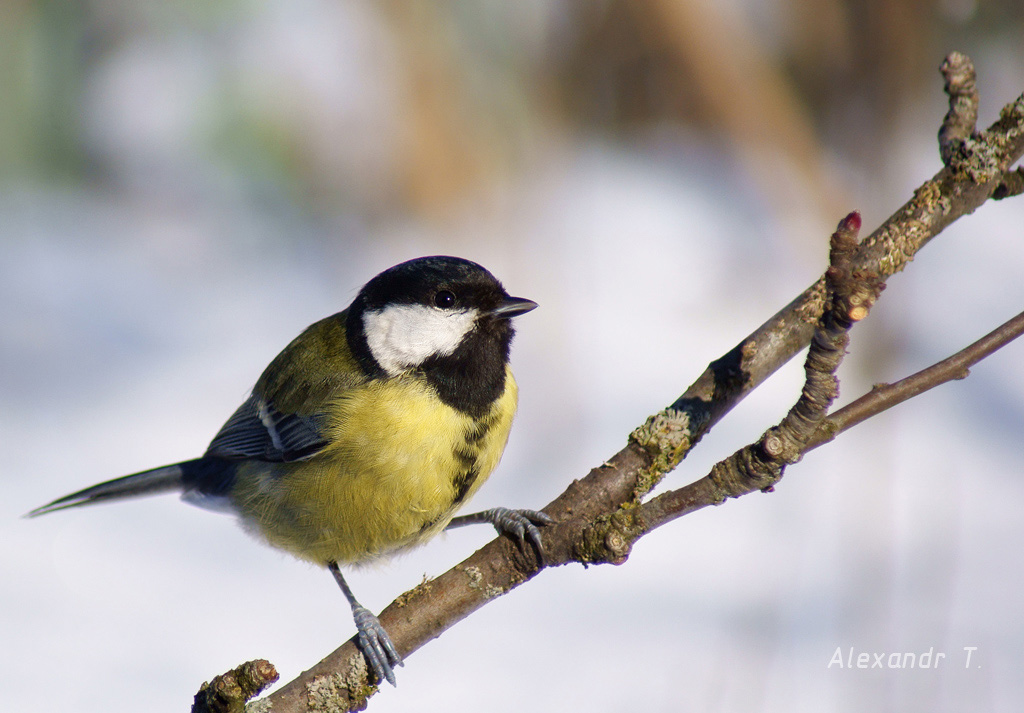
[[449, 507, 554, 565], [351, 604, 403, 686]]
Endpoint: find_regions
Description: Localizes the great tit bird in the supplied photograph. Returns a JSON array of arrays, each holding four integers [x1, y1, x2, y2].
[[29, 255, 547, 687]]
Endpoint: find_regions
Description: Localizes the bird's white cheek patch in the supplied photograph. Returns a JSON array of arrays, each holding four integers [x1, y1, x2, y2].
[[363, 304, 478, 376]]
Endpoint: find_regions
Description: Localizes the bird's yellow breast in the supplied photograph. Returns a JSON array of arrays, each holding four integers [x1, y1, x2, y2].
[[232, 367, 518, 565]]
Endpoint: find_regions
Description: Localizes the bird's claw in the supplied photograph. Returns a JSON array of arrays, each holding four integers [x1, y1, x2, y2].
[[351, 604, 403, 686], [480, 507, 554, 565]]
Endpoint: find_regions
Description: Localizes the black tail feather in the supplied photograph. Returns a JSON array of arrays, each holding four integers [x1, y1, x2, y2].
[[27, 461, 196, 517]]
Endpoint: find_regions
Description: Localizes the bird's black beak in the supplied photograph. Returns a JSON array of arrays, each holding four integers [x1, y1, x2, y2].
[[490, 296, 538, 319]]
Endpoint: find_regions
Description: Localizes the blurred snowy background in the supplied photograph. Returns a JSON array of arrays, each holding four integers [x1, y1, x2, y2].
[[3, 2, 1024, 712]]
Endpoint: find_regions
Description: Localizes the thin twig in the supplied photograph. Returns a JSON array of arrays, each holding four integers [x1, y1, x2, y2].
[[805, 310, 1024, 451], [192, 660, 277, 713], [639, 212, 885, 530], [637, 309, 1024, 531], [939, 51, 979, 166]]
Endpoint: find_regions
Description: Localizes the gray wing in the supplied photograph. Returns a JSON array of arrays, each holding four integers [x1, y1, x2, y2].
[[204, 394, 329, 462]]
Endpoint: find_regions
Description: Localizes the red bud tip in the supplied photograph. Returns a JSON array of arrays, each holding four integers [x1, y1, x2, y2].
[[842, 211, 862, 233]]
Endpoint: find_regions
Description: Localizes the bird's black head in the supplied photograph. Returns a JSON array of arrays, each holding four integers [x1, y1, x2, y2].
[[346, 256, 536, 416]]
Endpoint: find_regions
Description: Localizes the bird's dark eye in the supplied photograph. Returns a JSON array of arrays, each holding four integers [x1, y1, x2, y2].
[[433, 290, 456, 309]]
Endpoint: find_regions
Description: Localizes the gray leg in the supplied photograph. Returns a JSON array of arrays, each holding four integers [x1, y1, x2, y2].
[[328, 561, 403, 686], [446, 507, 554, 564]]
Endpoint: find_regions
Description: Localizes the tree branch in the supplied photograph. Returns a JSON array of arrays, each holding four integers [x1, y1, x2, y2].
[[192, 660, 277, 713], [637, 211, 886, 531], [804, 309, 1024, 452], [249, 52, 1024, 713], [938, 51, 979, 166]]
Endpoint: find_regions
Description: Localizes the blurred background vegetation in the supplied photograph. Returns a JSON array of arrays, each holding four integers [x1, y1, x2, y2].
[[3, 0, 1022, 228]]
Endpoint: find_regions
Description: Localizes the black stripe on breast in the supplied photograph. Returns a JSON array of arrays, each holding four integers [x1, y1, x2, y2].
[[451, 464, 481, 505], [449, 415, 497, 504]]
